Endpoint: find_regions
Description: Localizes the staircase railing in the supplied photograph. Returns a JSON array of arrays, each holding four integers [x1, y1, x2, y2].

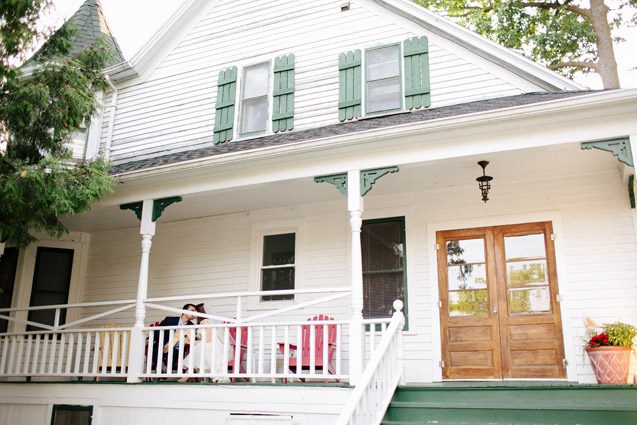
[[335, 300, 404, 425]]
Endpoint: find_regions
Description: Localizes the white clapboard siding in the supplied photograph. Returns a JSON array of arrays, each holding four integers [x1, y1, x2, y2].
[[101, 0, 530, 165], [77, 161, 637, 383]]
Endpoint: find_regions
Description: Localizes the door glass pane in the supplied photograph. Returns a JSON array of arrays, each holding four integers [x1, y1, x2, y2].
[[367, 78, 400, 113], [447, 239, 485, 265], [0, 248, 19, 333], [27, 248, 74, 331], [240, 96, 268, 134], [366, 46, 400, 80], [508, 287, 551, 314], [361, 219, 406, 319], [505, 234, 545, 259], [506, 260, 548, 287], [449, 290, 488, 317], [447, 264, 487, 290]]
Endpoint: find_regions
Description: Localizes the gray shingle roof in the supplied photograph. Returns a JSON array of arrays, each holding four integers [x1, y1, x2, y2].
[[28, 0, 124, 67], [112, 91, 600, 175]]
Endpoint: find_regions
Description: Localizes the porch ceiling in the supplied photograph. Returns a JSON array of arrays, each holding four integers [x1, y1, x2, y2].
[[63, 142, 620, 232]]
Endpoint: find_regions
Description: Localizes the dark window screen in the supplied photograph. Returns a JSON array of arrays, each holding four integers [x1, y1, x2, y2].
[[361, 218, 406, 318], [261, 233, 295, 301], [51, 405, 92, 425], [0, 248, 19, 333], [27, 248, 73, 331]]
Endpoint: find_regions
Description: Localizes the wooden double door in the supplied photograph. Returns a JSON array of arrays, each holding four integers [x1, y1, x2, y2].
[[436, 222, 566, 379]]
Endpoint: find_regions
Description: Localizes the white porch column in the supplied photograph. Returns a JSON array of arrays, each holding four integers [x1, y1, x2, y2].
[[127, 199, 156, 383], [347, 169, 364, 385]]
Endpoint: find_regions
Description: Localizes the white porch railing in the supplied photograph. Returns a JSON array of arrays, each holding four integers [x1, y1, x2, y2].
[[0, 288, 400, 385], [335, 300, 405, 425]]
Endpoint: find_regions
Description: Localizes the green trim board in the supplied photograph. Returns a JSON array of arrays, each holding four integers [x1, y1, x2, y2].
[[581, 138, 633, 167], [51, 404, 93, 425], [630, 175, 635, 209], [403, 36, 431, 109], [213, 66, 238, 144], [273, 53, 295, 132], [338, 50, 362, 122]]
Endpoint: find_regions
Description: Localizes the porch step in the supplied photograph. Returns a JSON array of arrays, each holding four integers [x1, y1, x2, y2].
[[382, 383, 637, 425]]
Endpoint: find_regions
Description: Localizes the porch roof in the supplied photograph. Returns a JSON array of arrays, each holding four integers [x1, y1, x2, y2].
[[111, 90, 600, 175]]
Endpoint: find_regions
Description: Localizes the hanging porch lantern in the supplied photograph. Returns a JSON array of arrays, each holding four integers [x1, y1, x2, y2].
[[476, 160, 493, 203]]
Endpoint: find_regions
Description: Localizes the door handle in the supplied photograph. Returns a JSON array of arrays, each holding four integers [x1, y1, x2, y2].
[[493, 308, 498, 314]]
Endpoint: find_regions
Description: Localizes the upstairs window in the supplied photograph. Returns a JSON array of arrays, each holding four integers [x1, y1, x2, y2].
[[261, 233, 295, 301], [240, 62, 270, 135], [366, 45, 401, 113]]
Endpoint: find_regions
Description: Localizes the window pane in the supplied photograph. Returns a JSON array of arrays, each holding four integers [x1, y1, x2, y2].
[[508, 287, 551, 314], [448, 290, 488, 317], [362, 221, 403, 271], [52, 406, 92, 425], [447, 264, 487, 290], [367, 78, 400, 113], [261, 268, 294, 301], [240, 96, 268, 134], [263, 233, 295, 266], [447, 239, 485, 265], [506, 260, 548, 288], [242, 63, 269, 99], [504, 234, 546, 260], [366, 46, 399, 80], [363, 272, 403, 318]]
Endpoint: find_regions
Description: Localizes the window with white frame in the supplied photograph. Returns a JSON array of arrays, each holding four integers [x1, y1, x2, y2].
[[365, 45, 401, 113], [240, 62, 270, 135], [261, 233, 295, 301]]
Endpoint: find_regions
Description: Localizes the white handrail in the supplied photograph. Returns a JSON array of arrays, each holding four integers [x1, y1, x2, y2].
[[335, 300, 404, 425]]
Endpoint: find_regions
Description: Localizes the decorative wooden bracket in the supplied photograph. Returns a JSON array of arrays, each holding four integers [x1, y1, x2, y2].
[[315, 166, 399, 197], [581, 138, 633, 167], [360, 167, 399, 196], [314, 173, 348, 196], [120, 201, 143, 220], [120, 196, 183, 222], [152, 196, 182, 221]]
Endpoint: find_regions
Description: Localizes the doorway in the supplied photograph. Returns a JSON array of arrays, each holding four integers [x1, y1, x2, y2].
[[436, 222, 566, 379]]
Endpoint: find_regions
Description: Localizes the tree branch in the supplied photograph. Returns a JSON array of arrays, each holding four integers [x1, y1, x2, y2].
[[548, 61, 599, 71], [518, 2, 592, 19]]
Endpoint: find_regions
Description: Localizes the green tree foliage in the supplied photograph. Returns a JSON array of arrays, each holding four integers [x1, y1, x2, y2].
[[0, 0, 114, 248], [415, 0, 637, 88]]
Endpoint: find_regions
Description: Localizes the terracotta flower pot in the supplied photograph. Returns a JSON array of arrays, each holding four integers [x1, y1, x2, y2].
[[586, 346, 631, 384]]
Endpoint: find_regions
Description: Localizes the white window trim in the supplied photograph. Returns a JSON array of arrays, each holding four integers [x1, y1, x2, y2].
[[248, 219, 305, 310], [235, 60, 273, 141]]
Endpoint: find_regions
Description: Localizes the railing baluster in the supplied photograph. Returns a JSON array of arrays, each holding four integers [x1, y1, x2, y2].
[[7, 336, 17, 375], [336, 324, 342, 376], [369, 326, 376, 362], [100, 331, 110, 375], [283, 325, 289, 379], [32, 334, 41, 375], [24, 335, 33, 375], [246, 326, 253, 379], [296, 324, 302, 380], [186, 328, 194, 375], [110, 330, 119, 375], [83, 332, 92, 374], [74, 333, 83, 374], [322, 324, 328, 376], [309, 324, 316, 375], [232, 327, 241, 378], [160, 329, 169, 376], [270, 325, 276, 383], [15, 336, 25, 376], [145, 328, 154, 376], [47, 335, 57, 374], [120, 330, 128, 374], [0, 336, 7, 375], [56, 334, 65, 374], [198, 327, 205, 376], [65, 334, 75, 374], [258, 326, 265, 377], [176, 330, 185, 376], [222, 327, 229, 378], [92, 331, 100, 375]]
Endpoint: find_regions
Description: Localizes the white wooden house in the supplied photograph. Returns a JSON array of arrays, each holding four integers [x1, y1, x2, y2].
[[1, 0, 637, 424]]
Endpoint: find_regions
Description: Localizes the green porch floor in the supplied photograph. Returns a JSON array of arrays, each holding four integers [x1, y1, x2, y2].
[[383, 382, 637, 425]]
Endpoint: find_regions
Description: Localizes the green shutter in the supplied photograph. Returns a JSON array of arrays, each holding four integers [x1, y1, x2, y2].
[[403, 36, 431, 110], [272, 54, 295, 133], [338, 50, 362, 122], [213, 66, 238, 144]]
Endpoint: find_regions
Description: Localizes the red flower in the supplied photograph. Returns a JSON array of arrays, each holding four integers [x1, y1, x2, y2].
[[587, 332, 610, 348]]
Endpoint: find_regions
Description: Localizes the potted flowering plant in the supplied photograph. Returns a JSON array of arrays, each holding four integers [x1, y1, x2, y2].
[[585, 320, 636, 384]]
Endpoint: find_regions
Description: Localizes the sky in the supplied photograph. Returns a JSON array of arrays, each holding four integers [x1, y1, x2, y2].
[[46, 0, 637, 89]]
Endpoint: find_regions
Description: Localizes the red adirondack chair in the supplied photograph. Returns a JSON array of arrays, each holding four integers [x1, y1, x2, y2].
[[227, 324, 249, 381], [278, 315, 337, 382]]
